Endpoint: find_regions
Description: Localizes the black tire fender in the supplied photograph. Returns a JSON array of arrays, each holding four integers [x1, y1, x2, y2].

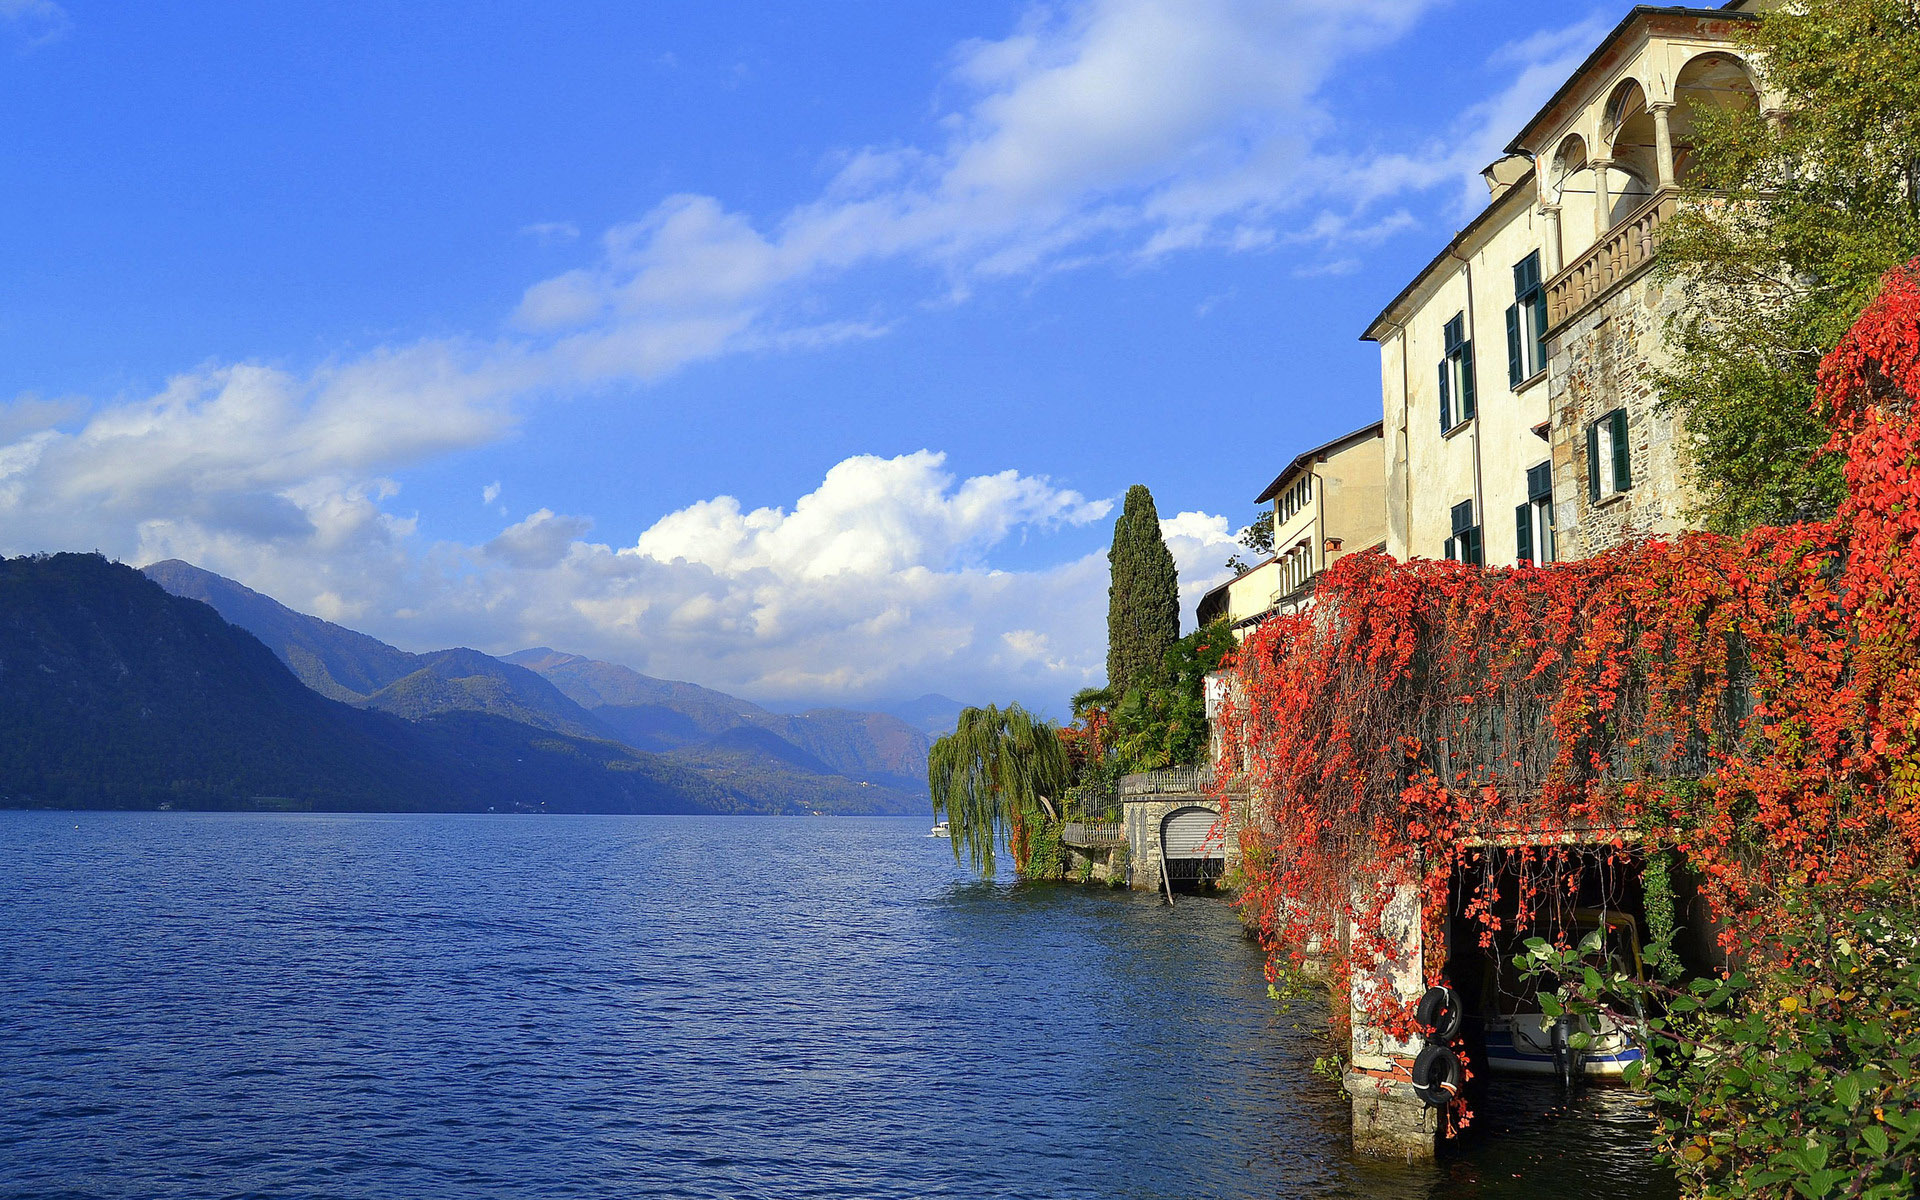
[[1411, 1043, 1464, 1108], [1415, 984, 1463, 1041]]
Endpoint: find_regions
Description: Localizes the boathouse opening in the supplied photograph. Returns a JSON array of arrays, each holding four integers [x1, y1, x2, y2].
[[1159, 804, 1227, 889]]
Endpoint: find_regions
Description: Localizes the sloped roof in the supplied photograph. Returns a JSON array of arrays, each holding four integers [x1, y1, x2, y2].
[[1254, 421, 1385, 504]]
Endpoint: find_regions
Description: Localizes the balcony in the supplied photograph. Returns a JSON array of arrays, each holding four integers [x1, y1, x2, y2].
[[1545, 189, 1676, 333]]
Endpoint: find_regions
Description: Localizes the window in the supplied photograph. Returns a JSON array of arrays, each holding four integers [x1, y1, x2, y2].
[[1446, 499, 1483, 566], [1506, 252, 1549, 387], [1439, 313, 1476, 433], [1516, 462, 1556, 565], [1276, 474, 1313, 523], [1586, 409, 1632, 502]]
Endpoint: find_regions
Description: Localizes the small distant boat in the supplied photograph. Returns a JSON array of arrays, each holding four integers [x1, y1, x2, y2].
[[928, 820, 950, 838]]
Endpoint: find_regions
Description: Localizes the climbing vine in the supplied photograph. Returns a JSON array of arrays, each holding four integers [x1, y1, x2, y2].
[[1217, 260, 1920, 1140]]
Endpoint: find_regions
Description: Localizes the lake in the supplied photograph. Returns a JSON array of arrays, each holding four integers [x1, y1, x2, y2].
[[0, 811, 1674, 1198]]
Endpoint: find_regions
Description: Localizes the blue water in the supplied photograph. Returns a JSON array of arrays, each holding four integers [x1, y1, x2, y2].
[[0, 812, 1672, 1198]]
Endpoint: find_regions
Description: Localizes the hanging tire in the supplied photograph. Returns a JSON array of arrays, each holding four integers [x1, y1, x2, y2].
[[1415, 984, 1463, 1041], [1411, 1044, 1464, 1108]]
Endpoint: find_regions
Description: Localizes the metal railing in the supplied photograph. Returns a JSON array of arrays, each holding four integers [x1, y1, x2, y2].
[[1546, 190, 1676, 332], [1060, 820, 1125, 848], [1119, 765, 1214, 797]]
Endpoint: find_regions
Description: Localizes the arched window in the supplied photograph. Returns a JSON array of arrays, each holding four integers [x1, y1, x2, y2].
[[1671, 52, 1761, 185]]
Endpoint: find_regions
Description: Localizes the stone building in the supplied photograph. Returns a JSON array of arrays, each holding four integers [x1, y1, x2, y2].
[[1339, 1, 1780, 1159], [1361, 1, 1778, 568]]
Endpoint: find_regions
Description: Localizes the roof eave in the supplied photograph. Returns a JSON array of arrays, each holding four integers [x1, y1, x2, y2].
[[1254, 421, 1386, 503], [1358, 174, 1534, 343]]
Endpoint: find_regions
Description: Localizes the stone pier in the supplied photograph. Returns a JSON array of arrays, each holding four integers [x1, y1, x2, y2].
[[1342, 879, 1441, 1160]]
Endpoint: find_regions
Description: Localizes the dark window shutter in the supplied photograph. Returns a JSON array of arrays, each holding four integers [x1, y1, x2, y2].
[[1516, 503, 1533, 565], [1464, 527, 1483, 566], [1460, 341, 1477, 419], [1451, 499, 1474, 536], [1514, 252, 1540, 296], [1506, 305, 1523, 387], [1611, 409, 1632, 491], [1531, 291, 1549, 366], [1587, 422, 1601, 501], [1526, 462, 1554, 501], [1439, 360, 1452, 432]]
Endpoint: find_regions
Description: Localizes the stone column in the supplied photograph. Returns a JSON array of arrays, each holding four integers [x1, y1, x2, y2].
[[1590, 155, 1614, 235], [1344, 877, 1441, 1160], [1540, 203, 1563, 276], [1650, 102, 1676, 192]]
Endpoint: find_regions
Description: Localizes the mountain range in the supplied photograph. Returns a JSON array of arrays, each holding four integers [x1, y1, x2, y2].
[[139, 558, 936, 813], [0, 553, 764, 814]]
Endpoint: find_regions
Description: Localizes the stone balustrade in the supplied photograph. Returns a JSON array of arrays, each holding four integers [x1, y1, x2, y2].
[[1545, 190, 1676, 332]]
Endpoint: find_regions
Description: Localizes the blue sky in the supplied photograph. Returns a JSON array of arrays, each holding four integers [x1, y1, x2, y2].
[[0, 0, 1622, 712]]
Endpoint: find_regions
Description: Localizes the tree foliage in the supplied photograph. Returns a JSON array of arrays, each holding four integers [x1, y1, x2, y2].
[[1657, 0, 1920, 531], [1109, 620, 1234, 772], [1105, 484, 1180, 701], [1531, 894, 1920, 1199], [1225, 510, 1275, 574], [927, 704, 1070, 878]]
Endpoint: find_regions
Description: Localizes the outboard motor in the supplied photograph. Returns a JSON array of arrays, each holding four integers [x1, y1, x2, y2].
[[1550, 1014, 1579, 1091]]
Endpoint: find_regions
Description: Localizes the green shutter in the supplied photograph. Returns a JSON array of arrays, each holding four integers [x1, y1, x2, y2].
[[1514, 252, 1540, 295], [1506, 305, 1523, 388], [1460, 341, 1476, 419], [1439, 360, 1451, 432], [1465, 527, 1483, 567], [1516, 503, 1533, 565], [1531, 291, 1549, 369], [1611, 409, 1632, 491], [1587, 422, 1601, 501]]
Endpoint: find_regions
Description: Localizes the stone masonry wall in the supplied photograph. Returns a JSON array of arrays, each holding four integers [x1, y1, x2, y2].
[[1122, 798, 1222, 893], [1547, 270, 1697, 559]]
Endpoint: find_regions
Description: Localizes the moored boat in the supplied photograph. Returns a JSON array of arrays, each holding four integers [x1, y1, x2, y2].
[[1476, 908, 1648, 1080]]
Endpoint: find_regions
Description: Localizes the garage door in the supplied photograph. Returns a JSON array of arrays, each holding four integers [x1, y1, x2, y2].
[[1161, 806, 1225, 860]]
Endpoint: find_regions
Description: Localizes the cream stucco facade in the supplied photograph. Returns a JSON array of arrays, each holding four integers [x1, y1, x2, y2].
[[1363, 2, 1779, 569], [1197, 423, 1386, 634]]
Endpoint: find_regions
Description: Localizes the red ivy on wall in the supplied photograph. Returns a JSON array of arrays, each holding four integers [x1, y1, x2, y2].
[[1219, 259, 1920, 1038]]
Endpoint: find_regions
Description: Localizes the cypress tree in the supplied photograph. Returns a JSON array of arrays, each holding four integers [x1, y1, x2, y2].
[[1105, 484, 1180, 700]]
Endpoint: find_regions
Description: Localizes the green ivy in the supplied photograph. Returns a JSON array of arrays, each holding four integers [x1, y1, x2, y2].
[[1023, 817, 1064, 881], [1641, 850, 1685, 985]]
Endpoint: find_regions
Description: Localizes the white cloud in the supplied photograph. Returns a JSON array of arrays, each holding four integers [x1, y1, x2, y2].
[[1158, 509, 1241, 619], [485, 508, 593, 569], [520, 221, 580, 245], [93, 451, 1158, 708], [511, 0, 1462, 372], [0, 1, 1616, 706]]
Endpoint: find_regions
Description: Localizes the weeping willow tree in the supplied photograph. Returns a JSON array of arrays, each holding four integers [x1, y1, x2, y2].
[[927, 704, 1070, 879]]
